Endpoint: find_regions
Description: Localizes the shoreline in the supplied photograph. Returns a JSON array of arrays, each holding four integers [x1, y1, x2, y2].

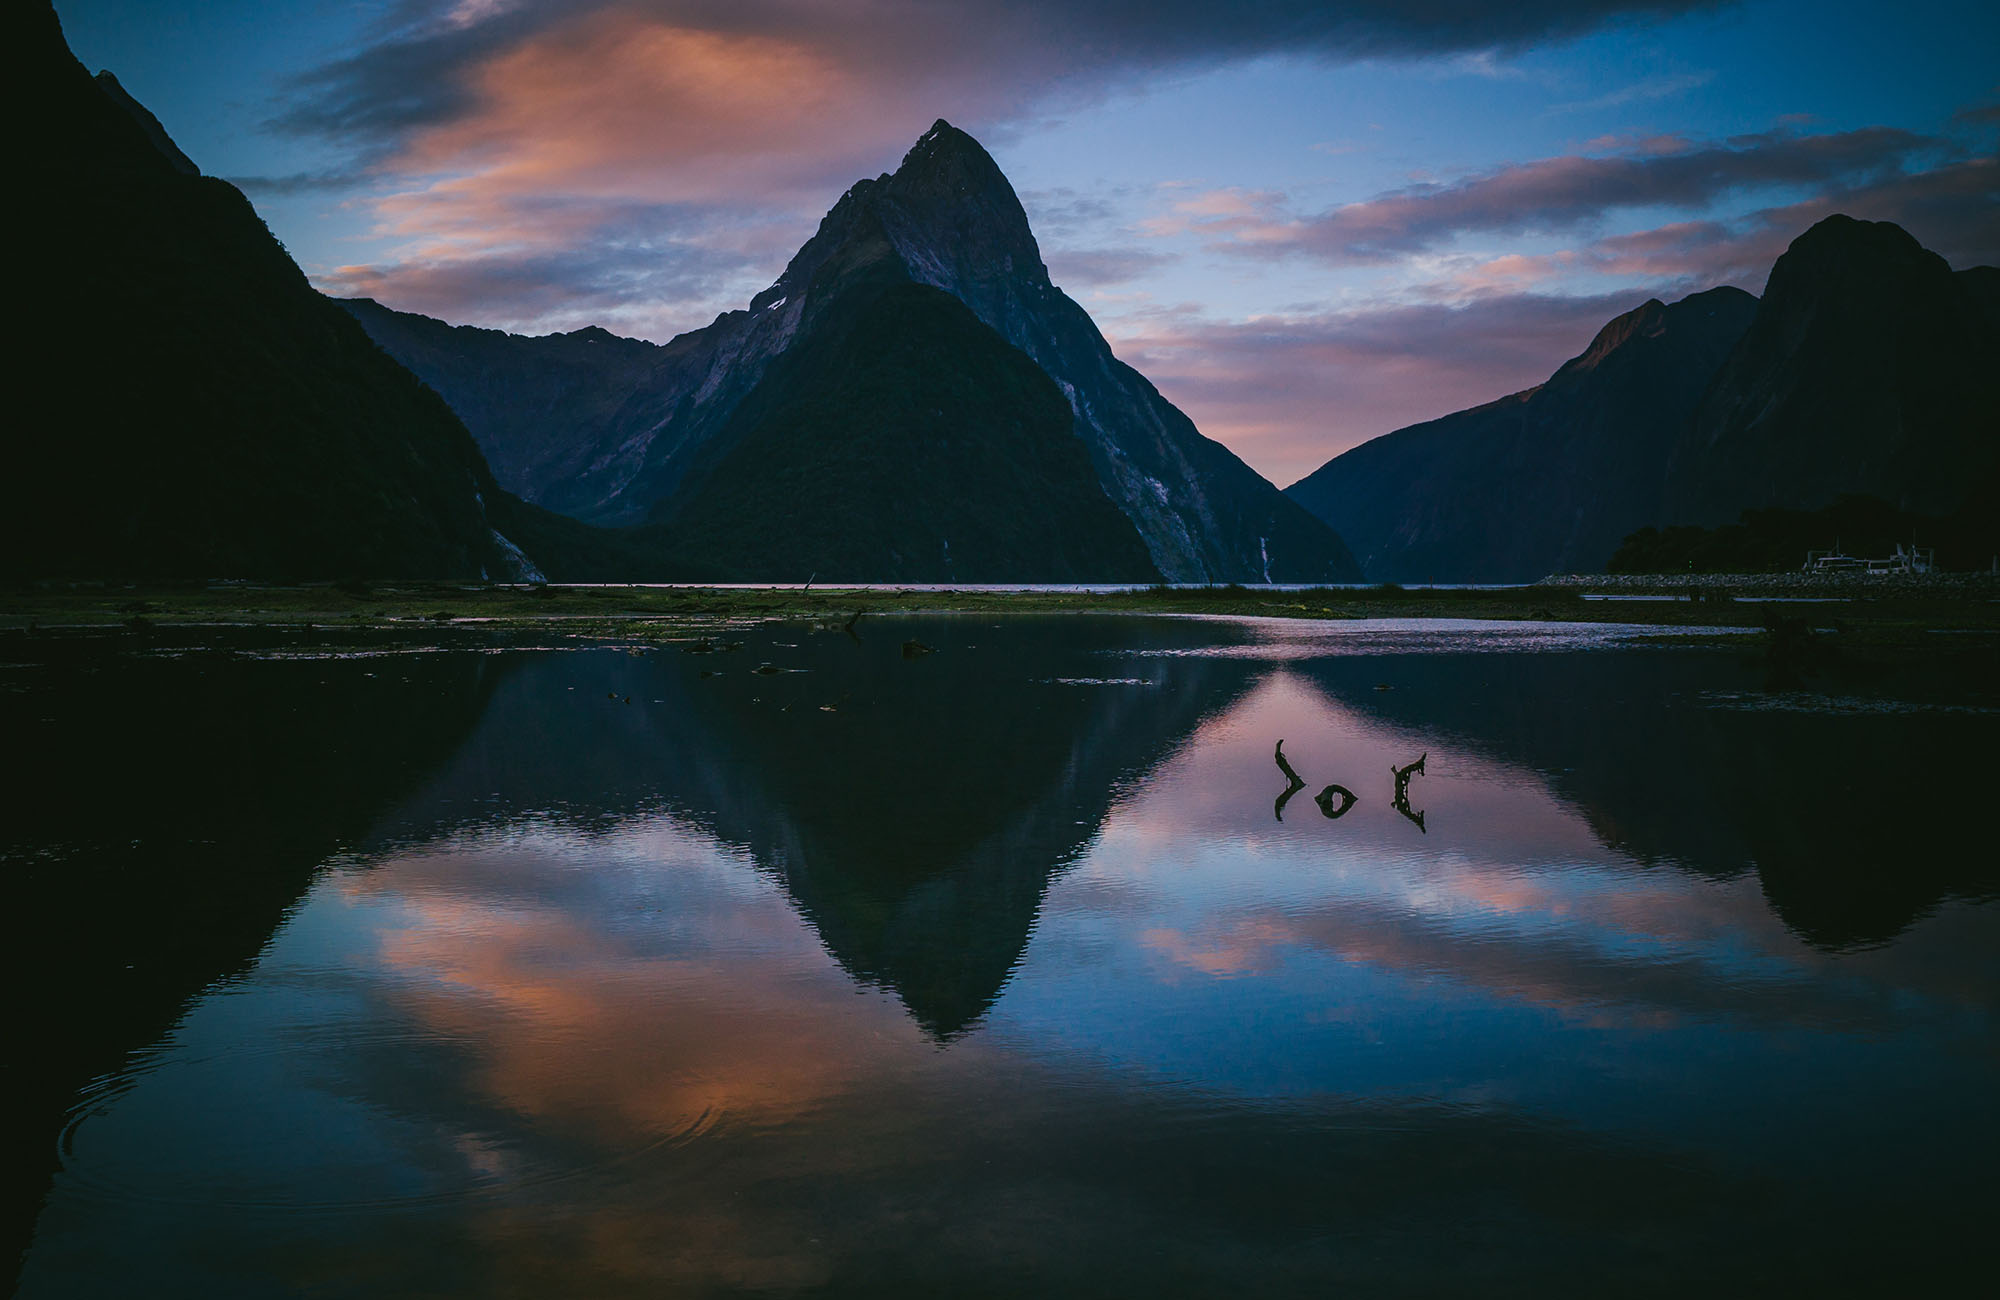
[[4, 577, 1997, 657]]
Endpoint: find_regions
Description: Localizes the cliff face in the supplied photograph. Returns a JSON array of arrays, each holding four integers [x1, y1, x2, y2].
[[1287, 287, 1757, 583], [1663, 215, 2000, 526], [347, 121, 1360, 583]]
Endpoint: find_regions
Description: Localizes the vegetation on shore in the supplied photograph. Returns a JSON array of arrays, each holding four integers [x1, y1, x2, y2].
[[1608, 494, 2000, 574], [4, 577, 1996, 656]]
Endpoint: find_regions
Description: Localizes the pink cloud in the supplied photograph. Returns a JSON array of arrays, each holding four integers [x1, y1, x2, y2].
[[1101, 290, 1646, 485]]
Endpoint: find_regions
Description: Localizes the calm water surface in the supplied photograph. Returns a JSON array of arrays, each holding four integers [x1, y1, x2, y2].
[[7, 615, 1997, 1296]]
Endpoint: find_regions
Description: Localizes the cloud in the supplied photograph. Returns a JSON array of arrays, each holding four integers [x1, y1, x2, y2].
[[1019, 186, 1132, 238], [226, 168, 370, 197], [1546, 68, 1715, 114], [1045, 247, 1179, 288], [281, 0, 1724, 146], [1102, 290, 1649, 484], [1107, 131, 1998, 487], [1953, 100, 2000, 128], [268, 0, 1719, 330], [1476, 153, 2000, 290], [1163, 126, 1949, 263], [313, 198, 794, 338]]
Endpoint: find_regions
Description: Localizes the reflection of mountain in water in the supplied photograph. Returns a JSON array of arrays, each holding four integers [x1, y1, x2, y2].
[[364, 616, 1259, 1036], [2, 645, 507, 1284], [1294, 649, 1998, 949]]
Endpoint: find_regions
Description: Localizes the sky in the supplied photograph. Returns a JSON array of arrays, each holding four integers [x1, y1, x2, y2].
[[55, 0, 1999, 486]]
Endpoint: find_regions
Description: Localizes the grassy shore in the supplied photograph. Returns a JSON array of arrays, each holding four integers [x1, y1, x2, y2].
[[3, 576, 1997, 652]]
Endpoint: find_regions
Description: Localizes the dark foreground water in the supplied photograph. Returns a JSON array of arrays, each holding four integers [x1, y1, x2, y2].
[[6, 615, 1997, 1297]]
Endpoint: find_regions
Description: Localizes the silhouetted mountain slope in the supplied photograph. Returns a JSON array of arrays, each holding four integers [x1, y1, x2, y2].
[[1664, 215, 2000, 526], [346, 121, 1359, 582], [335, 299, 670, 518], [1287, 287, 1757, 582], [658, 278, 1159, 581], [9, 3, 557, 580]]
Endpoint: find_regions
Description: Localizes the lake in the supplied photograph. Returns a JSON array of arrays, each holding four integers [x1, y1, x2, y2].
[[7, 614, 1997, 1296]]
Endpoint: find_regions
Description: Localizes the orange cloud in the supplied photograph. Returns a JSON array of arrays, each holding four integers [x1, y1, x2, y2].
[[393, 14, 873, 207]]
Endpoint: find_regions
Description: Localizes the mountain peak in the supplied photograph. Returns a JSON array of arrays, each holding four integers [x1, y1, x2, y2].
[[1553, 285, 1761, 383], [889, 117, 1010, 196], [1764, 214, 1947, 299], [1553, 298, 1669, 379], [904, 118, 979, 161]]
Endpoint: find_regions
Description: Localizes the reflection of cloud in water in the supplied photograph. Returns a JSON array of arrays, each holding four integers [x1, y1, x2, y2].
[[20, 621, 2000, 1297], [1005, 668, 1995, 1102], [342, 821, 942, 1146]]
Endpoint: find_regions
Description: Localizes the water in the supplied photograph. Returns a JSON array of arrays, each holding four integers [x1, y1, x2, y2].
[[6, 615, 1996, 1295]]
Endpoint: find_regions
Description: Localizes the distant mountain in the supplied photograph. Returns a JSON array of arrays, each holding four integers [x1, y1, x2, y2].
[[1286, 287, 1757, 583], [336, 301, 673, 523], [343, 121, 1360, 583], [9, 2, 572, 581], [1287, 214, 1999, 581], [1663, 215, 2000, 526]]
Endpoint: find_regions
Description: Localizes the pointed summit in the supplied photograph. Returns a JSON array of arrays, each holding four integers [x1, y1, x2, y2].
[[896, 118, 1002, 181]]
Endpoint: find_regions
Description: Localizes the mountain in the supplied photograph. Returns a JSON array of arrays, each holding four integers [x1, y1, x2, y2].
[[8, 2, 577, 581], [343, 121, 1360, 583], [1286, 287, 1758, 583], [660, 279, 1159, 581], [335, 301, 673, 523], [1662, 215, 2000, 525]]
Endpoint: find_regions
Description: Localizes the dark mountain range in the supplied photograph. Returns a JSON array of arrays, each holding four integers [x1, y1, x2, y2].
[[10, 2, 571, 581], [342, 121, 1359, 583], [1286, 287, 1757, 583], [1288, 215, 1997, 581], [1663, 215, 2000, 526]]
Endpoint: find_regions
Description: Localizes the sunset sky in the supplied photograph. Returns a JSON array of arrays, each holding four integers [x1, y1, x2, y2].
[[56, 0, 1999, 484]]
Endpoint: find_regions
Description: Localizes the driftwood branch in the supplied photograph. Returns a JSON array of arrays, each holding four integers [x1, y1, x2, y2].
[[1391, 752, 1427, 833], [1314, 784, 1357, 819], [1273, 740, 1307, 821]]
